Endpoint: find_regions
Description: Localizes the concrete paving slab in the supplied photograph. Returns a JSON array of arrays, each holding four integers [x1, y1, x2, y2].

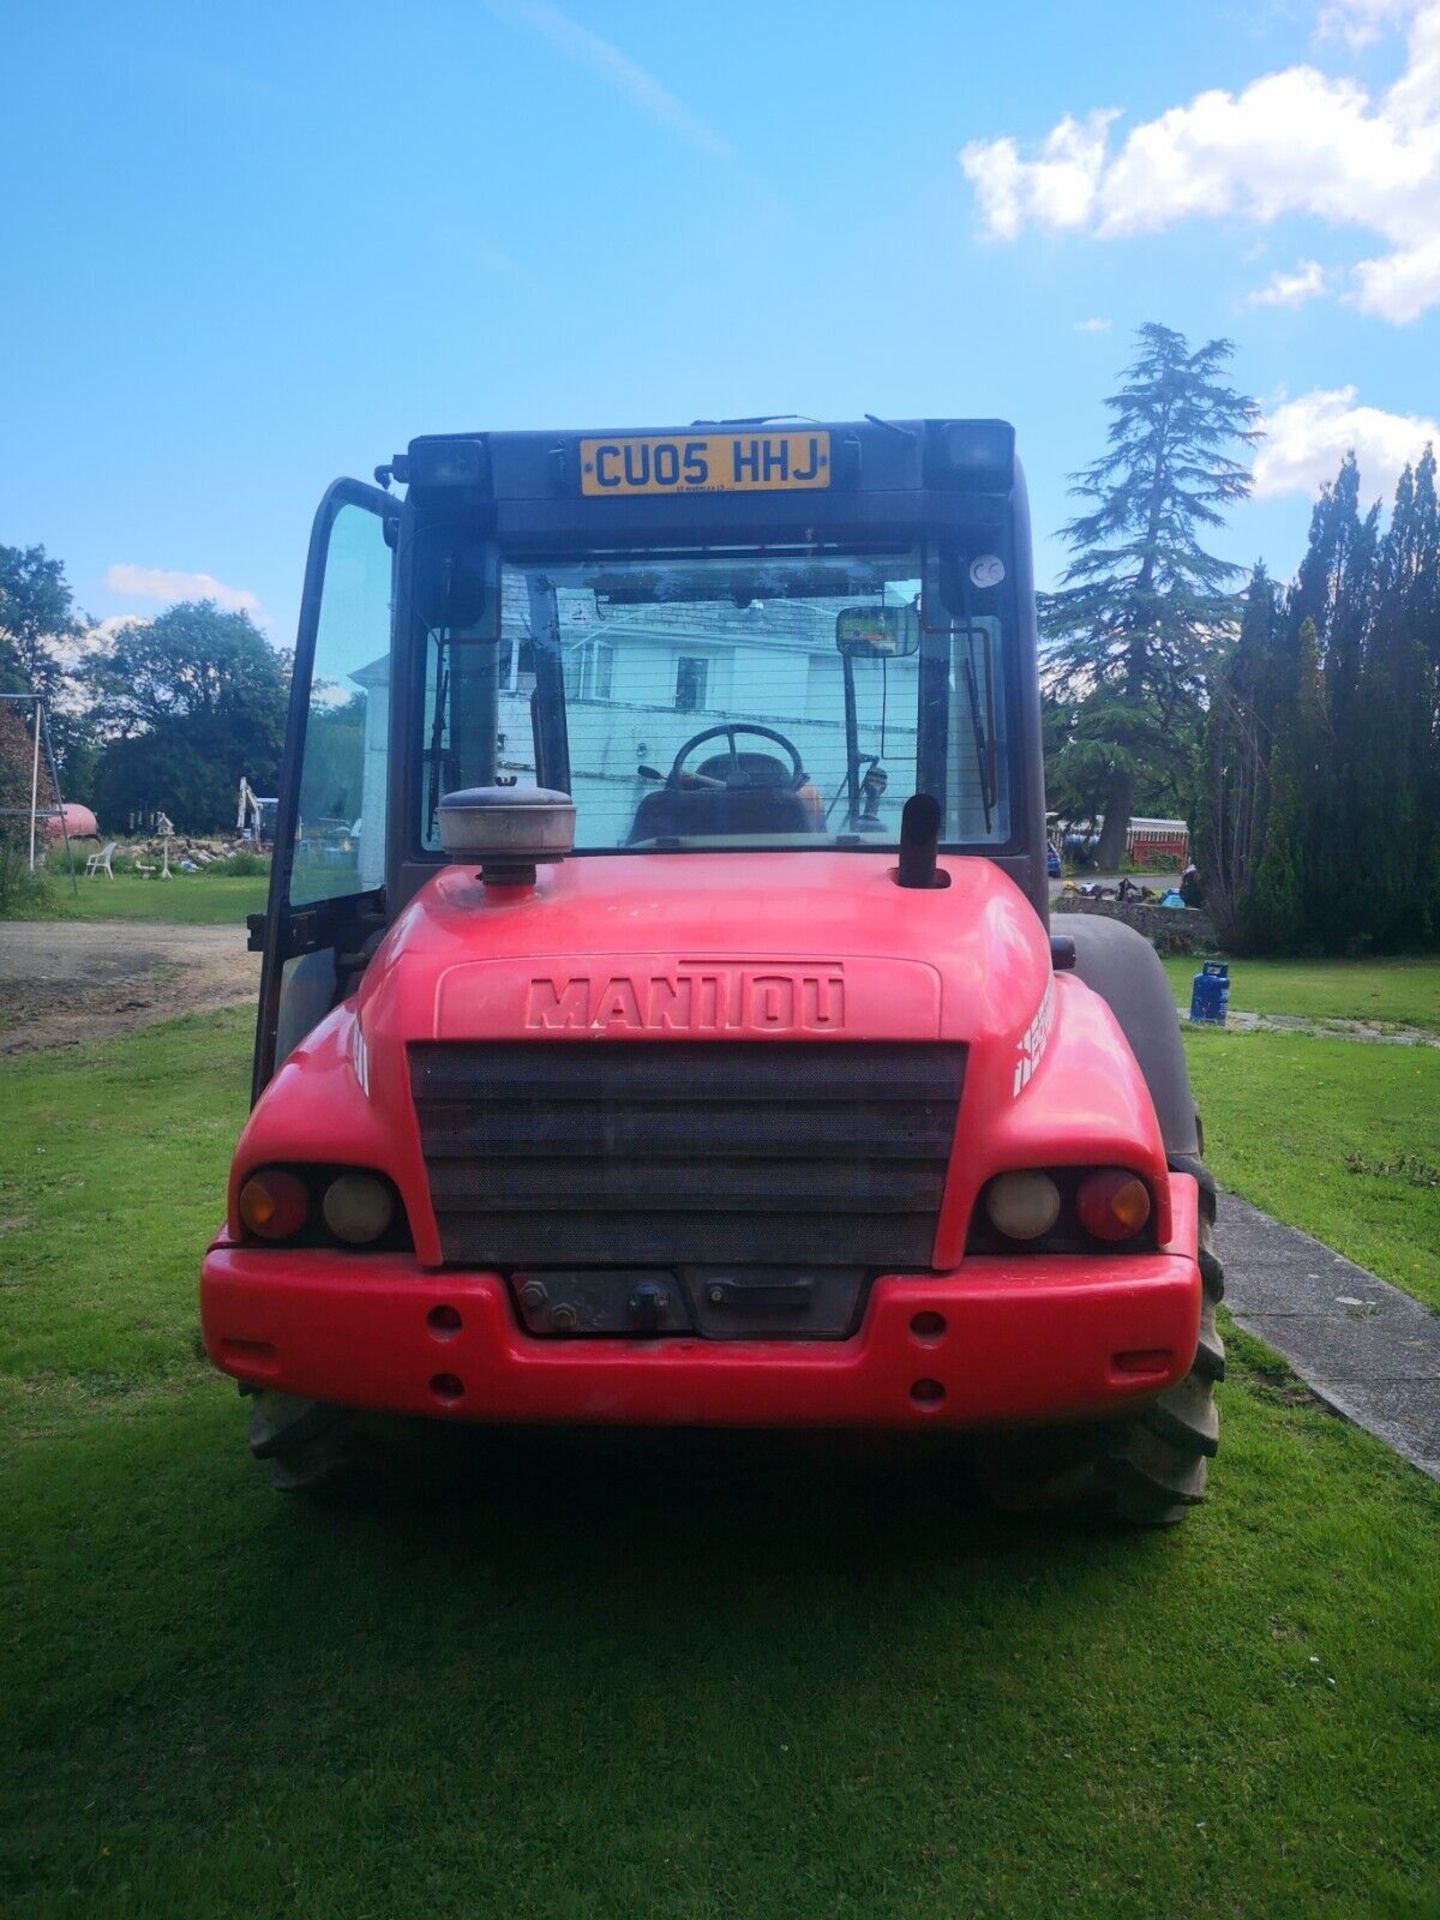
[[1238, 1314, 1440, 1382], [1217, 1199, 1376, 1272], [1217, 1010, 1440, 1047], [1296, 1381, 1440, 1482], [1225, 1272, 1435, 1319], [1217, 1191, 1440, 1483], [1214, 1270, 1431, 1315]]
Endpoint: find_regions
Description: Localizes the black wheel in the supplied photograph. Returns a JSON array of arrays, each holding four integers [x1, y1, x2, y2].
[[976, 1156, 1225, 1527], [247, 1390, 366, 1495], [247, 1392, 455, 1502]]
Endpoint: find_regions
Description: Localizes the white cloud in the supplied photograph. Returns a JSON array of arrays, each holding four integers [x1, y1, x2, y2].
[[1350, 230, 1440, 318], [961, 110, 1116, 242], [490, 1, 734, 160], [44, 616, 129, 676], [1074, 316, 1113, 332], [1317, 0, 1420, 47], [105, 564, 262, 617], [959, 2, 1440, 322], [1246, 258, 1331, 306], [1252, 385, 1439, 496]]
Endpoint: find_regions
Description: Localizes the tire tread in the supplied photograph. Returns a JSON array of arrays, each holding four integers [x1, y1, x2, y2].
[[977, 1152, 1225, 1527]]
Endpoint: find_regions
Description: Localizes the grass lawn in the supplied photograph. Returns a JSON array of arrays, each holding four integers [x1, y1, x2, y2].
[[1183, 1028, 1440, 1313], [4, 1014, 1440, 1919], [21, 872, 270, 927], [1161, 954, 1440, 1031]]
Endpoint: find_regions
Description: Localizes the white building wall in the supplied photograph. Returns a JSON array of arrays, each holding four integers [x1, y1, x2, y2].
[[448, 612, 1002, 849]]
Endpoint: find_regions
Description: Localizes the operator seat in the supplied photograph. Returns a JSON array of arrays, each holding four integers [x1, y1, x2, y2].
[[627, 752, 815, 843]]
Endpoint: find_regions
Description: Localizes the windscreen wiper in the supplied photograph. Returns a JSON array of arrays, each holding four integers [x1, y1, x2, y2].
[[426, 648, 450, 839], [962, 644, 994, 835]]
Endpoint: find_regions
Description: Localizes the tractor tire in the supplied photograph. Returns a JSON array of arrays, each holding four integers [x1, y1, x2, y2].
[[976, 1156, 1225, 1527], [246, 1391, 454, 1502], [246, 1391, 371, 1496]]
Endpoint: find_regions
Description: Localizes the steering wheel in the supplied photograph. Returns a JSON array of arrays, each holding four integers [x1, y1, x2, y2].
[[668, 723, 807, 790]]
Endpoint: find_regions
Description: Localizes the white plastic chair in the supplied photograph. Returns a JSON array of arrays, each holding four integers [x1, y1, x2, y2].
[[85, 842, 116, 878]]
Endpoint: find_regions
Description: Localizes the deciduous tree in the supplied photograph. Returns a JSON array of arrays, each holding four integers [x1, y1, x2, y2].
[[0, 544, 82, 711], [87, 601, 287, 831]]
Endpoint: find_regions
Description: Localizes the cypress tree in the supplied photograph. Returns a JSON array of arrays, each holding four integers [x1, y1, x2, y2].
[[1241, 617, 1318, 952], [1196, 564, 1277, 945], [1209, 445, 1440, 955]]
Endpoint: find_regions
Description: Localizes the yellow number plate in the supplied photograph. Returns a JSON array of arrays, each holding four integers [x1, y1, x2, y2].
[[580, 431, 831, 496]]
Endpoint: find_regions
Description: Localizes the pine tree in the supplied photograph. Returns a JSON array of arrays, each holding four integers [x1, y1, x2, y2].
[[1042, 323, 1260, 868]]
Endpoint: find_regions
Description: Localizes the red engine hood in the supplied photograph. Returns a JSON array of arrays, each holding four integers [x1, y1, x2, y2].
[[356, 852, 1051, 1048], [238, 851, 1174, 1264]]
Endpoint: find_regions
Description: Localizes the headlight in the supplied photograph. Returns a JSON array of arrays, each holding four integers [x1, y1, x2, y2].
[[236, 1165, 405, 1248], [983, 1170, 1062, 1240], [970, 1166, 1156, 1252], [321, 1171, 396, 1245]]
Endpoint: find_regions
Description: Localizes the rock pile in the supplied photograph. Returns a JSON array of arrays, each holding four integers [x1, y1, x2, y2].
[[1051, 892, 1217, 956]]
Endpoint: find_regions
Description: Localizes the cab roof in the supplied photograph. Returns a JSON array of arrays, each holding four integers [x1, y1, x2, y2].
[[386, 417, 1017, 503]]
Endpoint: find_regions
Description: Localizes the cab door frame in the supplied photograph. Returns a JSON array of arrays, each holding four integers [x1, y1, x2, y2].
[[250, 477, 400, 1101]]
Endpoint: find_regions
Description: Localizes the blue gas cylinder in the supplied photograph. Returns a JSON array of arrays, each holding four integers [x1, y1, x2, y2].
[[1189, 961, 1229, 1026]]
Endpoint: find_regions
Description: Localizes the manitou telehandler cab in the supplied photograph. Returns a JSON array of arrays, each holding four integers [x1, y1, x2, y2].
[[201, 417, 1223, 1521]]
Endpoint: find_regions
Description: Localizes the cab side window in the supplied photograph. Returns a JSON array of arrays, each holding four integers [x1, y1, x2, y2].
[[290, 505, 394, 905]]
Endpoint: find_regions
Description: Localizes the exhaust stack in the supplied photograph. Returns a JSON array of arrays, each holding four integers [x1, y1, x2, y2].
[[896, 793, 947, 890]]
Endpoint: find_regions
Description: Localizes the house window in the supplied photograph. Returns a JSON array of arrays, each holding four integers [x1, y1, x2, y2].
[[675, 656, 708, 712], [564, 640, 614, 702], [502, 636, 538, 691], [587, 642, 614, 701]]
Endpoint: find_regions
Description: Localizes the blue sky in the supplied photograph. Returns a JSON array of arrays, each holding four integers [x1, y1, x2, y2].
[[3, 0, 1438, 649]]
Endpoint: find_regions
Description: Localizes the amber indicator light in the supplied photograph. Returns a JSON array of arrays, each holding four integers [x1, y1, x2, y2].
[[238, 1169, 310, 1242], [1075, 1169, 1152, 1242]]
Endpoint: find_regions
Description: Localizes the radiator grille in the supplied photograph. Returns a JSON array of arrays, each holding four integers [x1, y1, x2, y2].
[[409, 1042, 965, 1268]]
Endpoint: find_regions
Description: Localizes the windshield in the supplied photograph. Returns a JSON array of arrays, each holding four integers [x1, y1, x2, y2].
[[418, 545, 1011, 853]]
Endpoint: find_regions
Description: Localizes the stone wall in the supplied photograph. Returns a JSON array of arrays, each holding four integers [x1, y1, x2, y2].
[[1051, 893, 1218, 956]]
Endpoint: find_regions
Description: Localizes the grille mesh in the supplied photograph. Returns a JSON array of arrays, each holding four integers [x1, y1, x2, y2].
[[409, 1042, 965, 1268]]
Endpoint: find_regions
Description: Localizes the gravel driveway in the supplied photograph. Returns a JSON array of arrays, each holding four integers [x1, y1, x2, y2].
[[0, 921, 261, 1054]]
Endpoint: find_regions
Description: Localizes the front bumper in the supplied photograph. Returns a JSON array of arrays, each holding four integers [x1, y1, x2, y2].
[[202, 1181, 1200, 1431]]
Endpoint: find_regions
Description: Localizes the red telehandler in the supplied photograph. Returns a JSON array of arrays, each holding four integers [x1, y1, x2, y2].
[[201, 418, 1222, 1521]]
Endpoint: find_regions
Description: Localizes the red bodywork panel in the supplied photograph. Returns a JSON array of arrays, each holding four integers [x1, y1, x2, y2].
[[202, 853, 1198, 1429], [203, 1175, 1198, 1427]]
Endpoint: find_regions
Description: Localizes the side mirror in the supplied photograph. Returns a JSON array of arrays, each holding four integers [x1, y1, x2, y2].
[[835, 605, 919, 658]]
